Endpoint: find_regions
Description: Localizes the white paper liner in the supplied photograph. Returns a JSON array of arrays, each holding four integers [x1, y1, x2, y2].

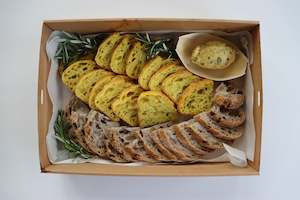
[[45, 30, 255, 167]]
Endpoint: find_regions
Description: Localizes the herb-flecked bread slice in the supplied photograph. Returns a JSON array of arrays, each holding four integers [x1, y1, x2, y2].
[[74, 69, 114, 103], [110, 35, 135, 74], [95, 32, 123, 70], [138, 91, 177, 128], [125, 41, 147, 79], [112, 85, 144, 126], [62, 60, 99, 91], [161, 70, 200, 103], [88, 75, 115, 110], [94, 76, 133, 121], [138, 56, 164, 90], [177, 79, 214, 115]]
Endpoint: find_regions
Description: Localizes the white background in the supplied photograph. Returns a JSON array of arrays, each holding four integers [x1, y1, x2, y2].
[[0, 0, 299, 199]]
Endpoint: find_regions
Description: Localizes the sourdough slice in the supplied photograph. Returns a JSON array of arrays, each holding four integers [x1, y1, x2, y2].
[[94, 76, 133, 121], [187, 121, 224, 150], [62, 60, 99, 91], [208, 105, 245, 128], [95, 32, 123, 70], [83, 110, 120, 158], [110, 35, 135, 74], [138, 91, 177, 128], [161, 70, 200, 103], [191, 40, 236, 70], [111, 85, 144, 126], [138, 56, 164, 90], [125, 41, 147, 79], [157, 127, 200, 161], [148, 62, 183, 91], [105, 139, 129, 162], [88, 75, 115, 110], [75, 69, 114, 103], [195, 112, 243, 140], [177, 79, 214, 115], [173, 119, 210, 155], [213, 83, 244, 109]]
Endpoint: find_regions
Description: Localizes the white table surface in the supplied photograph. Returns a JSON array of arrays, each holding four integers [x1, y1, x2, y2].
[[0, 0, 299, 199]]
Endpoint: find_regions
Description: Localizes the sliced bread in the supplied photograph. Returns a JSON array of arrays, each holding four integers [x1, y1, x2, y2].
[[137, 91, 177, 128], [195, 112, 243, 140], [177, 79, 214, 115], [213, 83, 244, 109], [125, 41, 147, 79], [161, 70, 200, 103], [95, 32, 123, 70], [111, 85, 144, 126]]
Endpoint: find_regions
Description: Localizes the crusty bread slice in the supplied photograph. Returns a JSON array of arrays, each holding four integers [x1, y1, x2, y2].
[[161, 70, 200, 103], [208, 105, 245, 128], [187, 121, 224, 150], [88, 75, 115, 110], [111, 85, 144, 126], [173, 119, 210, 155], [157, 127, 200, 161], [213, 83, 244, 109], [105, 139, 129, 162], [195, 112, 243, 140], [94, 75, 133, 121], [62, 60, 99, 91], [137, 91, 177, 128], [125, 41, 147, 79], [95, 32, 123, 70], [110, 35, 135, 74], [191, 40, 236, 69], [74, 69, 114, 103], [148, 63, 183, 91], [138, 56, 164, 90], [177, 79, 214, 115], [83, 110, 120, 158]]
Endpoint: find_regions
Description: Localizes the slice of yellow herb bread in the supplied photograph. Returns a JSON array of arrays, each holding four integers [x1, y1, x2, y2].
[[88, 75, 115, 109], [148, 63, 183, 91], [125, 41, 147, 79], [94, 75, 132, 121], [95, 32, 123, 70], [62, 60, 98, 91], [75, 69, 114, 103], [110, 35, 135, 75], [138, 56, 164, 90], [138, 91, 177, 127], [112, 85, 144, 126], [177, 79, 214, 115], [161, 70, 200, 103]]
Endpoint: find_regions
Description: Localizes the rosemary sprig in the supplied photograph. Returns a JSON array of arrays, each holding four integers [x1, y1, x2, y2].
[[135, 33, 177, 59], [55, 31, 101, 67], [54, 110, 91, 159]]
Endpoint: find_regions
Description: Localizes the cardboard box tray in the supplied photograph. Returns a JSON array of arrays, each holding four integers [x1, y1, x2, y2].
[[38, 18, 263, 176]]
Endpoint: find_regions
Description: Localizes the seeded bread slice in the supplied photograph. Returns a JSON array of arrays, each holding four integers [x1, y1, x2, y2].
[[95, 32, 123, 70], [161, 70, 200, 103], [187, 121, 224, 150], [125, 41, 147, 79], [110, 35, 135, 74], [111, 85, 144, 126], [209, 105, 245, 128], [83, 110, 120, 158], [138, 56, 164, 90], [94, 75, 133, 121], [62, 60, 99, 91], [177, 79, 214, 115], [173, 119, 210, 155], [138, 91, 177, 128], [213, 83, 244, 109], [195, 112, 243, 140], [75, 69, 114, 103], [158, 127, 200, 161]]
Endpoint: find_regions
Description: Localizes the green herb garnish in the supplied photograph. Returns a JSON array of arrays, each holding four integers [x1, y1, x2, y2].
[[54, 110, 91, 159]]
